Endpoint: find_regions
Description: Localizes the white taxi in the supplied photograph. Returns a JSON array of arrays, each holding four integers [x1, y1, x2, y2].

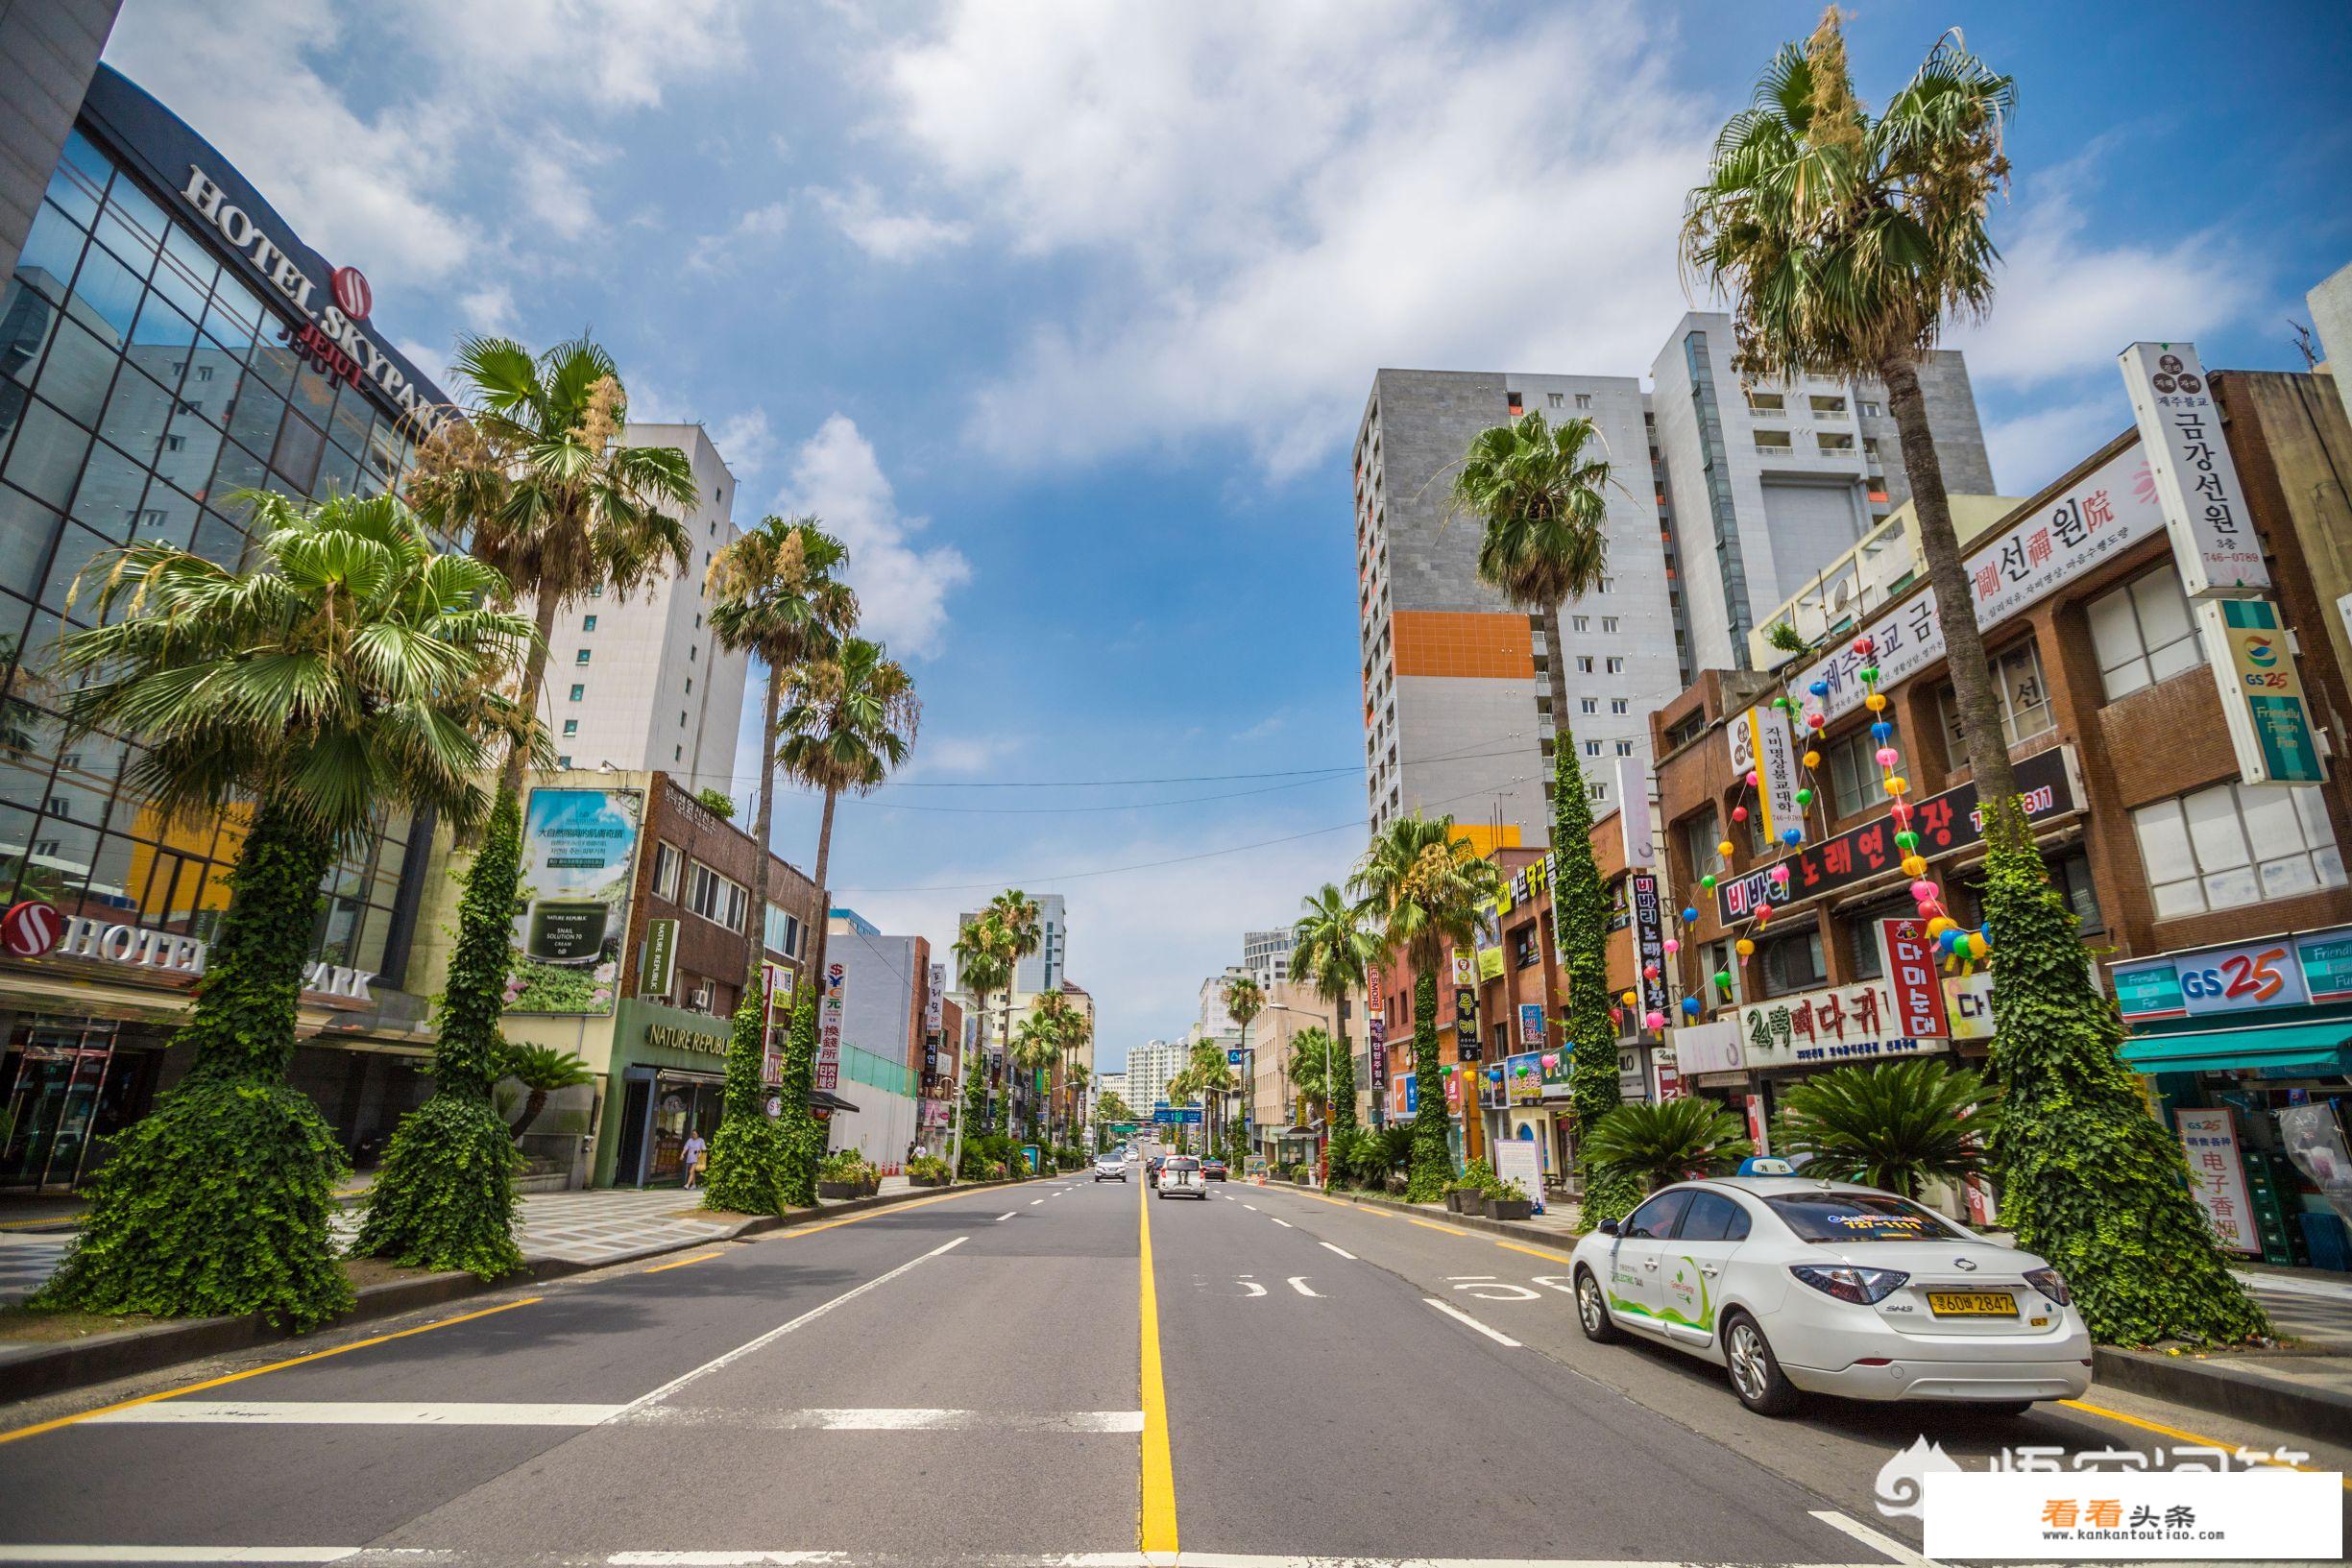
[[1569, 1176, 2092, 1416], [1154, 1155, 1210, 1199]]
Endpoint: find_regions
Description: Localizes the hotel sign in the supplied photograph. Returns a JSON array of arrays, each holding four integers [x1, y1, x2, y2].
[[2, 900, 374, 1004]]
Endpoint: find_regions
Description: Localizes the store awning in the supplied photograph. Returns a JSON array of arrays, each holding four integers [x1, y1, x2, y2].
[[811, 1088, 861, 1114], [2121, 1021, 2352, 1076]]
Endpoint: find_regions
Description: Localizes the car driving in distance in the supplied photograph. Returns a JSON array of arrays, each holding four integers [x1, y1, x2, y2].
[[1200, 1158, 1227, 1181], [1092, 1155, 1126, 1182], [1154, 1155, 1209, 1199], [1569, 1176, 2091, 1417]]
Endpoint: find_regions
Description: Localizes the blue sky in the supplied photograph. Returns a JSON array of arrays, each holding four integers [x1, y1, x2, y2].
[[104, 1, 2352, 1066]]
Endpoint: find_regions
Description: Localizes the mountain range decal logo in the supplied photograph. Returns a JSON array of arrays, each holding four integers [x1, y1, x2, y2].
[[1875, 1435, 1961, 1519]]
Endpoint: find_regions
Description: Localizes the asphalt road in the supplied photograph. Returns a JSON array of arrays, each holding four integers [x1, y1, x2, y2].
[[0, 1162, 2340, 1567]]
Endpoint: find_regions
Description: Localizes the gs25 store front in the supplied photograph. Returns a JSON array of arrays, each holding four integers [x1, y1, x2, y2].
[[2114, 924, 2352, 1272]]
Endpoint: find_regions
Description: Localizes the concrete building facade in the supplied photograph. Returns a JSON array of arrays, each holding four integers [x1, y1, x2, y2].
[[1242, 927, 1296, 989]]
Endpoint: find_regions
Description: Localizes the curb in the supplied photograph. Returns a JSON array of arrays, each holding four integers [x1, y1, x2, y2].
[[1309, 1186, 1584, 1252], [0, 1175, 1047, 1407], [2091, 1344, 2352, 1445]]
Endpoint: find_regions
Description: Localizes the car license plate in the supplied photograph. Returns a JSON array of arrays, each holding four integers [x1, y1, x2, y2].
[[1927, 1290, 2017, 1317]]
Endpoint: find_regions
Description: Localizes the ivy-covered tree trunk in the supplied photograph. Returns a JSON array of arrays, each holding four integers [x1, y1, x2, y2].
[[1979, 804, 2267, 1346], [356, 791, 525, 1277], [1553, 732, 1642, 1226], [774, 990, 822, 1207], [1404, 970, 1451, 1201], [704, 670, 788, 1215], [1330, 1020, 1358, 1136], [37, 796, 355, 1329]]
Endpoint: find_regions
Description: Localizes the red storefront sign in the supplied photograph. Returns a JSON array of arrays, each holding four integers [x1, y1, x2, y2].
[[1877, 917, 1951, 1040]]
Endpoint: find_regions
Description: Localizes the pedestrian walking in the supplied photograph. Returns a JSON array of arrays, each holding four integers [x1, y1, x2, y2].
[[681, 1128, 708, 1190]]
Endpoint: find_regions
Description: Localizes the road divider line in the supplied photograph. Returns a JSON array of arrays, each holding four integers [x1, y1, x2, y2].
[[1423, 1296, 1521, 1347], [995, 1212, 1016, 1221], [92, 1401, 623, 1426], [2058, 1398, 2352, 1488], [1808, 1508, 1940, 1567], [0, 1296, 543, 1448], [1268, 1218, 1294, 1229], [1319, 1242, 1355, 1259], [1138, 1175, 1178, 1555], [1494, 1238, 1577, 1263], [643, 1250, 725, 1274], [619, 1238, 965, 1417]]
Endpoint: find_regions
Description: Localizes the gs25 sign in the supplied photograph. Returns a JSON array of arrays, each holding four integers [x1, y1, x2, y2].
[[2114, 938, 2313, 1021]]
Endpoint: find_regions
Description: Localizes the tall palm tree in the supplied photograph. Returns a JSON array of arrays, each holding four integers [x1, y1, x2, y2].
[[775, 637, 919, 1199], [952, 918, 1010, 1162], [1178, 1038, 1237, 1156], [983, 889, 1043, 1131], [1290, 881, 1381, 1135], [1351, 812, 1499, 1201], [1221, 973, 1264, 1155], [698, 517, 857, 1214], [1029, 988, 1090, 1144], [371, 336, 695, 1269], [1012, 1010, 1063, 1144], [1283, 1026, 1345, 1129], [40, 493, 533, 1327], [1689, 10, 2267, 1349]]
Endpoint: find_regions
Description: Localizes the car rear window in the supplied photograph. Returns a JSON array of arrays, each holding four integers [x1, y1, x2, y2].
[[1169, 1158, 1200, 1170], [1766, 1192, 1968, 1242]]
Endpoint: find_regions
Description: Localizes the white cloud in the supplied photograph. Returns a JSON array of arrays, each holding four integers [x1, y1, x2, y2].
[[516, 139, 607, 241], [1231, 712, 1287, 742], [708, 408, 777, 477], [810, 182, 971, 261], [460, 282, 518, 333], [394, 336, 451, 396], [688, 201, 792, 275], [896, 735, 1021, 781], [774, 416, 971, 659], [1984, 396, 2132, 499], [866, 1, 1707, 477], [406, 0, 744, 111]]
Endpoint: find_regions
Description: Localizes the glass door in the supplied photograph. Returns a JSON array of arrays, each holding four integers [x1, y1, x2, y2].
[[2, 1030, 115, 1190]]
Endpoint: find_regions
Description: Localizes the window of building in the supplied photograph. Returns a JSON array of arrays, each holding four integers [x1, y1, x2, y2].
[[1513, 925, 1540, 969], [1581, 697, 1598, 714], [1571, 615, 1588, 632], [575, 648, 592, 664], [562, 718, 578, 737], [1757, 929, 1828, 998], [1602, 616, 1618, 634], [765, 902, 803, 957], [1615, 740, 1634, 757], [1938, 641, 2055, 753], [1611, 698, 1629, 715], [1681, 807, 1724, 880], [674, 744, 683, 762], [1606, 657, 1624, 674], [582, 614, 597, 632], [686, 861, 748, 930], [1588, 782, 1607, 802], [1825, 729, 1890, 819], [1585, 739, 1602, 757], [1666, 712, 1705, 749], [689, 644, 697, 662], [1704, 939, 1739, 1006], [569, 684, 584, 701], [1577, 656, 1594, 674], [1841, 897, 1918, 980], [652, 842, 684, 900], [1546, 392, 1564, 409], [554, 754, 570, 768], [1859, 399, 1881, 416], [679, 710, 689, 727], [2130, 782, 2343, 919], [2087, 565, 2201, 700], [588, 585, 602, 598], [1575, 393, 1591, 410], [685, 677, 693, 694], [2049, 849, 2105, 934]]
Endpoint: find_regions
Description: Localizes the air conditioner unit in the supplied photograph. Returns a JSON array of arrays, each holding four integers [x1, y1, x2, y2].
[[691, 984, 714, 1012], [1830, 577, 1855, 610]]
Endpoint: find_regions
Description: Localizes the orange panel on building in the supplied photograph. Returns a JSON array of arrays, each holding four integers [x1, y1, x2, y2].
[[1390, 610, 1534, 680]]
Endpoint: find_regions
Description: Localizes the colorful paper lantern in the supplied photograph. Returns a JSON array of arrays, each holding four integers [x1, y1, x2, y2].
[[1717, 838, 1735, 857], [1681, 905, 1698, 923], [1642, 962, 1660, 978], [1802, 750, 1821, 769], [1886, 777, 1908, 796], [1875, 746, 1900, 767], [1663, 937, 1680, 955], [1853, 636, 1876, 656], [1712, 970, 1734, 992], [1734, 937, 1756, 957], [1871, 721, 1894, 741], [1806, 712, 1826, 730], [1808, 680, 1829, 697], [1768, 864, 1790, 885], [1901, 855, 1928, 878], [1754, 902, 1772, 923], [1700, 875, 1716, 892], [1745, 770, 1759, 788], [1643, 1010, 1665, 1030], [1865, 693, 1888, 712], [1682, 996, 1701, 1016], [1910, 879, 1939, 904], [1796, 786, 1814, 807], [1540, 1053, 1559, 1071], [1732, 805, 1748, 823], [1781, 827, 1802, 845]]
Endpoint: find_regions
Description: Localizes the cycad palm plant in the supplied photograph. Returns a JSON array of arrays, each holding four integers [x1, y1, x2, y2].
[[1582, 1099, 1754, 1194], [499, 1045, 595, 1140], [40, 492, 533, 1326], [1290, 882, 1379, 1135], [1771, 1058, 1997, 1199], [1689, 10, 2264, 1346], [1350, 813, 1498, 1200], [774, 637, 919, 1201], [368, 336, 695, 1272], [698, 516, 857, 1215], [1450, 411, 1637, 1223]]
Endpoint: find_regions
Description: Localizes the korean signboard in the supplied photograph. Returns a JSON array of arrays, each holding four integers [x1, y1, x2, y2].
[[1614, 756, 1655, 868], [639, 917, 677, 999], [1717, 746, 2079, 924], [1629, 870, 1668, 1024], [1517, 1002, 1545, 1047], [1650, 1046, 1685, 1101], [2198, 597, 2325, 785], [2111, 924, 2352, 1022], [2175, 1107, 2260, 1255], [763, 959, 792, 1087], [1503, 1051, 1545, 1106], [510, 787, 641, 1015], [1670, 1019, 1744, 1076], [1472, 903, 1504, 981], [1391, 1073, 1418, 1118], [2119, 341, 2268, 598], [1945, 969, 1996, 1041], [1734, 979, 1940, 1071], [1790, 447, 2163, 722], [1877, 917, 1951, 1039], [1727, 707, 1802, 844], [817, 961, 845, 1092]]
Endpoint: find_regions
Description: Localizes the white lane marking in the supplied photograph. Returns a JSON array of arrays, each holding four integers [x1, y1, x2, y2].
[[1285, 1276, 1321, 1297], [1237, 1277, 1267, 1297], [995, 1212, 1016, 1221], [619, 1237, 965, 1415], [1241, 1203, 1258, 1211], [90, 1402, 623, 1426], [1029, 1198, 1044, 1206], [1423, 1296, 1521, 1347], [0, 1549, 1915, 1566], [1808, 1509, 1942, 1568], [1319, 1242, 1355, 1259], [641, 1408, 1146, 1433], [1269, 1218, 1294, 1228]]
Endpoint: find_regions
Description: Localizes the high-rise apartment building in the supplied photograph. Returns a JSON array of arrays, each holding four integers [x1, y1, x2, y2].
[[952, 892, 1067, 995], [547, 422, 748, 788], [1354, 315, 1994, 852], [1648, 311, 1994, 671], [1241, 928, 1295, 988], [1121, 1037, 1187, 1113], [1354, 371, 1683, 849]]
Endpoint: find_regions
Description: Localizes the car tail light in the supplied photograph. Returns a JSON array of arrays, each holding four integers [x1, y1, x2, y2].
[[2023, 1266, 2071, 1306], [1790, 1264, 1909, 1305]]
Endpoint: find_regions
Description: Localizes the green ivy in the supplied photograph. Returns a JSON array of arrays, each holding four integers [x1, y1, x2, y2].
[[37, 798, 353, 1328], [1979, 801, 2269, 1346], [1406, 970, 1451, 1200], [1553, 736, 1642, 1225], [357, 789, 524, 1272], [774, 990, 823, 1207], [1329, 1025, 1358, 1137]]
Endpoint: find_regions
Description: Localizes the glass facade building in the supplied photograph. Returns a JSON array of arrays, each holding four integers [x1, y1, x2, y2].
[[0, 67, 452, 1191]]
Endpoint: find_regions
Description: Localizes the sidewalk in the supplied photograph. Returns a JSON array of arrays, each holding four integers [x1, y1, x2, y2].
[[0, 1173, 918, 1306]]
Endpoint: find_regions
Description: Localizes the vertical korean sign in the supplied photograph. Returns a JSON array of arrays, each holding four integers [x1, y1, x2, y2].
[[1876, 917, 1950, 1039], [2119, 342, 2268, 598], [639, 916, 677, 999], [2197, 596, 2326, 784], [1726, 708, 1802, 844], [2175, 1107, 2260, 1255], [817, 960, 845, 1093], [762, 959, 791, 1087], [510, 787, 640, 1014], [1630, 870, 1668, 1026], [924, 962, 945, 1076]]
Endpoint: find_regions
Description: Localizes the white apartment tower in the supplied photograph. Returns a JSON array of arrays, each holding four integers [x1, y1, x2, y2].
[[548, 422, 749, 788]]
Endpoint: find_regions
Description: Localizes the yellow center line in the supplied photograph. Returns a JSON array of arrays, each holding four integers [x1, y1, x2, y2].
[[1137, 1178, 1177, 1554], [0, 1296, 542, 1447], [1494, 1238, 1577, 1264], [643, 1250, 725, 1273], [2059, 1399, 2352, 1490]]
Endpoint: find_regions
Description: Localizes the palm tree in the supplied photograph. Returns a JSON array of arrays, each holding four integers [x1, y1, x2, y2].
[[39, 493, 533, 1327], [952, 920, 1010, 1162], [1350, 813, 1499, 1201], [775, 637, 919, 1199], [368, 336, 696, 1270], [1582, 1100, 1754, 1194], [1290, 881, 1382, 1135], [1012, 1010, 1063, 1145], [1689, 10, 2267, 1349], [1029, 989, 1090, 1144], [1770, 1058, 1997, 1199], [1176, 1039, 1237, 1156], [982, 889, 1043, 1131], [1450, 410, 1637, 1223], [499, 1045, 595, 1140], [698, 517, 858, 1215], [1283, 1026, 1345, 1129], [1220, 973, 1263, 1154]]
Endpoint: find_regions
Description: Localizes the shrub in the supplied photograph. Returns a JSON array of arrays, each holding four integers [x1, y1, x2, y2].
[[816, 1149, 872, 1183], [1447, 1157, 1499, 1195], [908, 1155, 953, 1184], [1581, 1099, 1753, 1192]]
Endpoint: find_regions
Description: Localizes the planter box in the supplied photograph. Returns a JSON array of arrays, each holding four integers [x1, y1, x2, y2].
[[1443, 1190, 1466, 1213], [909, 1174, 950, 1188], [1458, 1192, 1490, 1217], [816, 1179, 861, 1199], [1489, 1196, 1534, 1220]]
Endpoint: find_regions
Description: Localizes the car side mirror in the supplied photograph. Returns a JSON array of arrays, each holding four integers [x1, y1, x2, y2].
[[1597, 1218, 1620, 1237]]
